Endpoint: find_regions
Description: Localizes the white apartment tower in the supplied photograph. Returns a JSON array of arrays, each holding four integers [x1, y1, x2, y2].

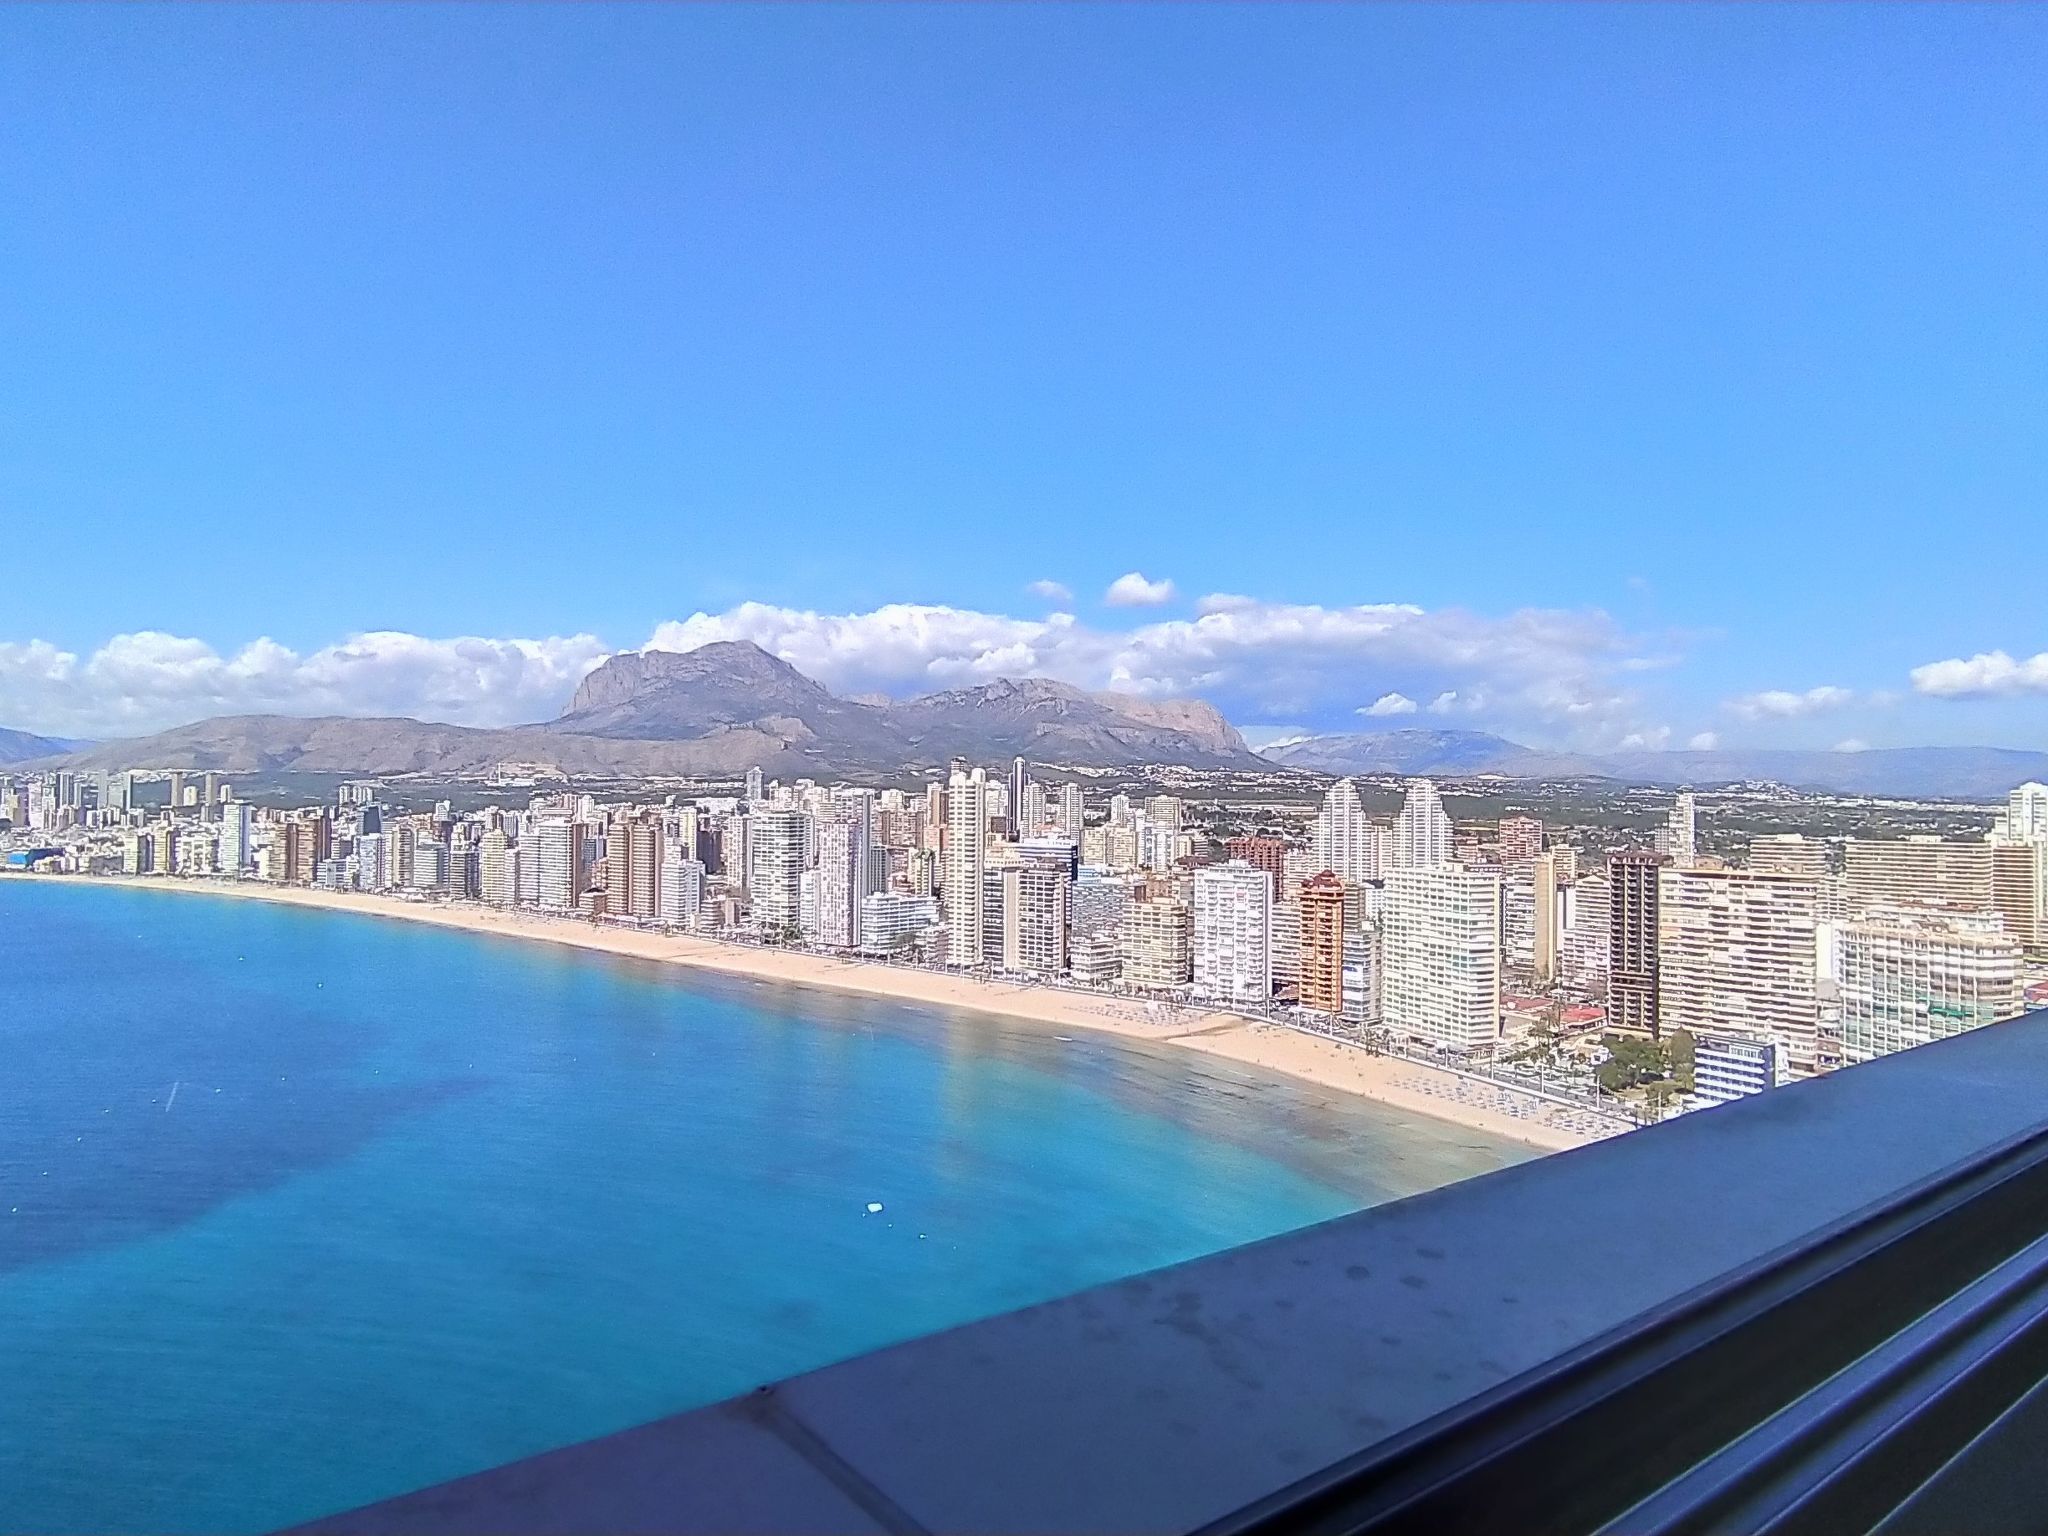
[[1838, 908, 2023, 1066], [479, 828, 517, 907], [1057, 782, 1085, 839], [942, 765, 988, 967], [1390, 779, 1453, 870], [536, 818, 585, 911], [658, 853, 705, 928], [1382, 864, 1501, 1051], [1312, 778, 1384, 884], [1192, 861, 1273, 1006], [1997, 782, 2048, 843], [1658, 867, 1820, 1075], [813, 816, 867, 949], [751, 809, 809, 937], [1660, 792, 1698, 868], [219, 801, 253, 875]]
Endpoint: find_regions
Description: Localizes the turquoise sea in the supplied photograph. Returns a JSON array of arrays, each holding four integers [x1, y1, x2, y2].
[[0, 879, 1527, 1533]]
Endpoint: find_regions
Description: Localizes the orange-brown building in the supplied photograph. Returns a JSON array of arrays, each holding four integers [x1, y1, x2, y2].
[[1300, 871, 1346, 1014]]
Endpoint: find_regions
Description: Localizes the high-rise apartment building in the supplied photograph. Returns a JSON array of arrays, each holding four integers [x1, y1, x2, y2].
[[999, 866, 1070, 976], [1382, 864, 1501, 1053], [1298, 871, 1347, 1015], [1224, 836, 1287, 894], [1498, 815, 1543, 865], [1659, 867, 1820, 1074], [1390, 779, 1452, 869], [1843, 837, 1993, 915], [1996, 783, 2048, 843], [658, 854, 705, 928], [814, 817, 867, 948], [1838, 907, 2023, 1066], [1991, 841, 2044, 956], [1658, 792, 1698, 868], [283, 813, 332, 886], [942, 765, 987, 967], [1562, 872, 1610, 983], [1009, 758, 1030, 835], [1531, 852, 1559, 982], [479, 828, 517, 907], [1057, 782, 1085, 839], [219, 801, 253, 875], [1312, 779, 1383, 884], [536, 818, 586, 911], [1119, 897, 1192, 990], [605, 815, 662, 920], [1750, 834, 1829, 880], [751, 809, 808, 937], [1192, 861, 1273, 1006], [413, 839, 450, 895], [1269, 898, 1302, 997], [1609, 851, 1668, 1036]]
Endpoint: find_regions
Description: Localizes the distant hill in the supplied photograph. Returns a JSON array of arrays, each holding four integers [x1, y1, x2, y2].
[[0, 727, 87, 764], [1264, 729, 1598, 780], [52, 641, 1265, 778], [1263, 730, 2048, 800]]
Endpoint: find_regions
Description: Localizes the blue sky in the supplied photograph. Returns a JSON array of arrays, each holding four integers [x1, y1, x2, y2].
[[2, 4, 2043, 749]]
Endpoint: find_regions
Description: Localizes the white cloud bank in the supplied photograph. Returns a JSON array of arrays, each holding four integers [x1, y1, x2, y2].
[[1724, 685, 1855, 721], [1360, 692, 1418, 717], [0, 630, 608, 739], [2, 594, 1661, 743], [1911, 650, 2048, 699]]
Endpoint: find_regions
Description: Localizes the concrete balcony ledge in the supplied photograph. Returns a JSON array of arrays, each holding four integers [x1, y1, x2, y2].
[[294, 1011, 2048, 1535]]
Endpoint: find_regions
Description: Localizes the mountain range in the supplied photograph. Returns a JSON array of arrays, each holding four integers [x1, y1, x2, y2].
[[32, 642, 1262, 778], [0, 727, 87, 764], [5, 646, 2043, 798], [1263, 730, 2048, 801]]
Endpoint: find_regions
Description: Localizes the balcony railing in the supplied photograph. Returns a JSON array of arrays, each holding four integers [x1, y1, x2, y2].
[[290, 1008, 2048, 1535]]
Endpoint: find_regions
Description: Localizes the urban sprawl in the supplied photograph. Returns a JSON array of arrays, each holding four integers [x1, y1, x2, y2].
[[6, 763, 2048, 1126]]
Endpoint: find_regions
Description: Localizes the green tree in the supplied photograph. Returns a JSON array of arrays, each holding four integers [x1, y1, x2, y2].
[[1665, 1029, 1696, 1094], [1596, 1033, 1669, 1094]]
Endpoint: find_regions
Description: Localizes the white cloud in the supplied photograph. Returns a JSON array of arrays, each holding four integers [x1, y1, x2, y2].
[[3, 592, 1663, 745], [1688, 731, 1719, 751], [1104, 571, 1176, 607], [1724, 685, 1855, 721], [1361, 692, 1418, 718], [1910, 650, 2048, 699], [642, 598, 1645, 742], [0, 630, 607, 738], [1833, 738, 1870, 753], [1236, 725, 1311, 751], [1025, 579, 1073, 605], [1427, 691, 1460, 715], [1619, 726, 1673, 751]]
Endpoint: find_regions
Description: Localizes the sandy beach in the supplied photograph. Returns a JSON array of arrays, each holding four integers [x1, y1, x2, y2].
[[47, 874, 1611, 1152]]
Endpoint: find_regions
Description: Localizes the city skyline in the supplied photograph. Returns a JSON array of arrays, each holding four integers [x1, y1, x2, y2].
[[5, 7, 2046, 749]]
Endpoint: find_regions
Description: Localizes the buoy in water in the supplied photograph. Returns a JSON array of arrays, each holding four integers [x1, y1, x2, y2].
[[865, 1202, 884, 1214]]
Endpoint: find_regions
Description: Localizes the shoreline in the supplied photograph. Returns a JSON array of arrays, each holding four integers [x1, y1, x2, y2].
[[23, 873, 1604, 1153]]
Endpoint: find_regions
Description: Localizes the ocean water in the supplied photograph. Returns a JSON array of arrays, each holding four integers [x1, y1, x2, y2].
[[0, 879, 1527, 1534]]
